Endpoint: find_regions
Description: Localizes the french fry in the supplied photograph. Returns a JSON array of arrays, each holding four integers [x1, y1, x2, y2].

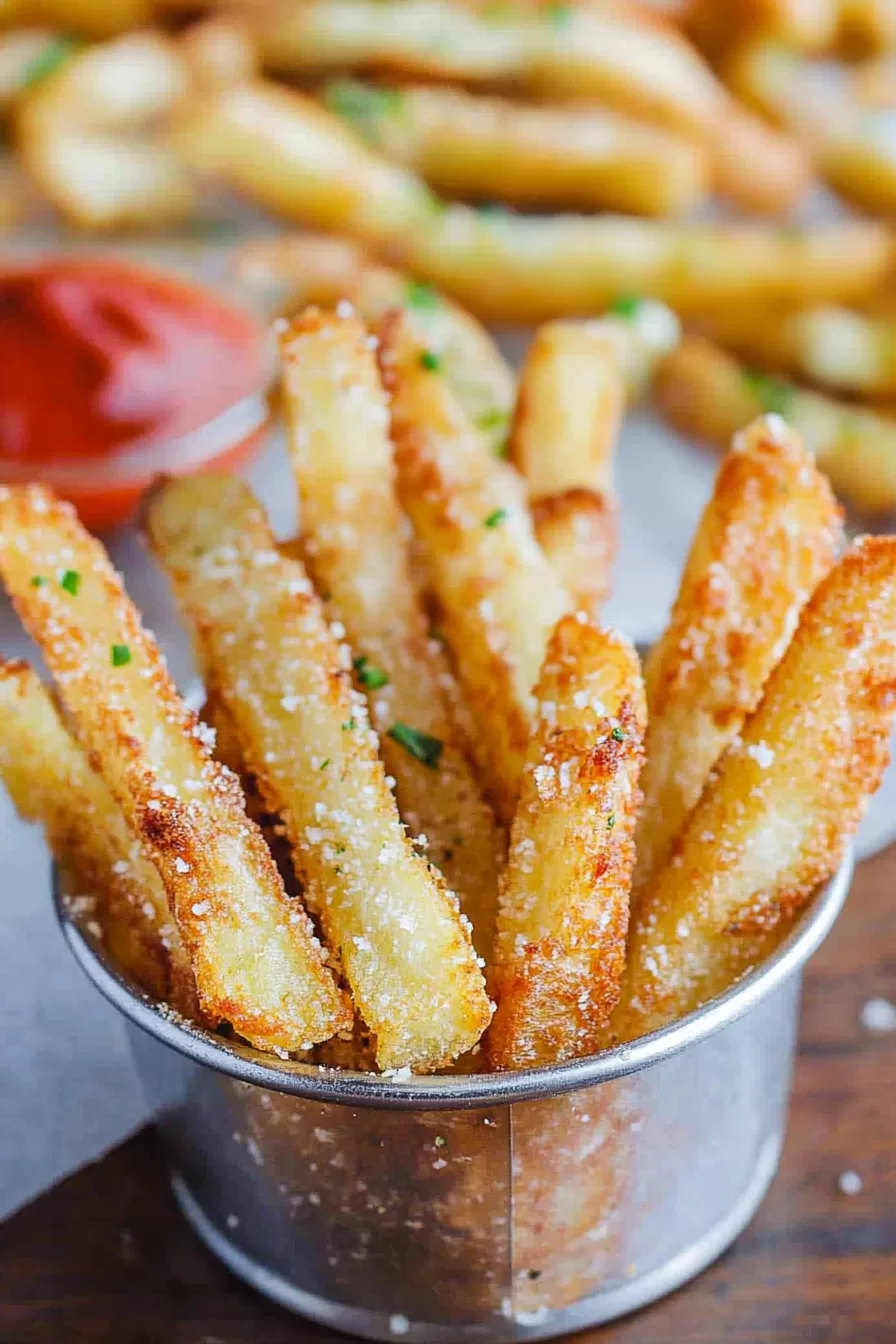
[[144, 474, 491, 1073], [0, 659, 197, 1014], [175, 79, 437, 247], [727, 39, 896, 214], [530, 491, 617, 623], [512, 320, 623, 497], [35, 0, 154, 37], [487, 617, 645, 1071], [254, 0, 725, 136], [611, 535, 896, 1041], [511, 320, 623, 617], [179, 15, 258, 89], [710, 96, 813, 217], [836, 0, 896, 55], [406, 210, 890, 323], [180, 81, 886, 319], [278, 307, 505, 959], [232, 233, 514, 454], [17, 31, 196, 229], [685, 0, 839, 56], [378, 309, 571, 824], [0, 484, 347, 1053], [634, 416, 842, 901], [323, 78, 709, 217], [697, 301, 896, 399], [655, 337, 896, 515]]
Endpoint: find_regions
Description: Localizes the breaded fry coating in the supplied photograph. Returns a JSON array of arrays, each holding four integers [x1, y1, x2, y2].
[[613, 535, 896, 1041], [378, 310, 570, 824], [0, 484, 347, 1053], [0, 659, 196, 1014], [635, 416, 842, 900], [488, 618, 645, 1070], [655, 337, 896, 515], [144, 474, 492, 1073], [279, 307, 505, 958]]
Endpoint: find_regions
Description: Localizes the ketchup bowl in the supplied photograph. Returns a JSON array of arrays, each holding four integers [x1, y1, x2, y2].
[[0, 255, 271, 531]]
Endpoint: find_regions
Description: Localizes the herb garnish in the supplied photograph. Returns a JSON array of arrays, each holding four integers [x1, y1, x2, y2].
[[388, 722, 443, 769]]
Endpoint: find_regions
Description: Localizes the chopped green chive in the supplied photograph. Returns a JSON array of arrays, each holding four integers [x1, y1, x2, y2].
[[484, 507, 508, 528], [60, 569, 80, 596], [30, 575, 47, 587], [545, 2, 573, 27], [611, 726, 626, 742], [335, 845, 346, 856], [21, 36, 79, 90], [405, 280, 439, 310], [341, 717, 356, 731], [419, 349, 441, 372], [323, 79, 403, 143], [111, 644, 131, 667], [607, 813, 616, 830], [608, 294, 643, 319], [319, 758, 331, 771], [388, 722, 443, 769], [742, 368, 794, 417], [476, 408, 508, 431], [353, 655, 389, 690]]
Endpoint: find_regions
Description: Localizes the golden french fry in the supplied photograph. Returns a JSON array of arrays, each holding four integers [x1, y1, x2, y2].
[[837, 0, 896, 56], [512, 321, 623, 498], [487, 617, 645, 1071], [634, 416, 842, 901], [254, 0, 725, 136], [180, 80, 890, 320], [175, 79, 436, 247], [323, 78, 709, 217], [686, 0, 839, 56], [378, 309, 571, 824], [278, 307, 505, 959], [727, 39, 896, 214], [710, 95, 813, 216], [0, 659, 196, 1014], [17, 31, 196, 229], [511, 320, 623, 616], [697, 301, 896, 399], [655, 337, 896, 515], [179, 15, 258, 89], [0, 484, 347, 1053], [144, 474, 491, 1073], [612, 535, 896, 1041], [36, 0, 154, 37], [530, 490, 617, 622], [232, 233, 514, 454]]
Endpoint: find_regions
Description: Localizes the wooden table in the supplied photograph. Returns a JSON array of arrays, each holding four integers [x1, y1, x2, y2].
[[2, 846, 894, 1344]]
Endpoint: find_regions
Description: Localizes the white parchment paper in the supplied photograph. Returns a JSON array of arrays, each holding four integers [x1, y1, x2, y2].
[[1, 356, 895, 1223]]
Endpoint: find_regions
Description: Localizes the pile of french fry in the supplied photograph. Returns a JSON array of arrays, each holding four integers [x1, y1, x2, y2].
[[2, 299, 896, 1077]]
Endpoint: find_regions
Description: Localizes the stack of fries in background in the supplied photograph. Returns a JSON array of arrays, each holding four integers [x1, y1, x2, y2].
[[2, 0, 896, 512], [2, 297, 896, 1076]]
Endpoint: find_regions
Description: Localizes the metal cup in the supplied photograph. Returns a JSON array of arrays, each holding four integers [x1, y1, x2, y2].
[[54, 856, 852, 1342]]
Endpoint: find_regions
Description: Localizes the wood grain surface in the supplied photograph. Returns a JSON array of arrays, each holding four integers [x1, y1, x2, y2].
[[2, 845, 895, 1344]]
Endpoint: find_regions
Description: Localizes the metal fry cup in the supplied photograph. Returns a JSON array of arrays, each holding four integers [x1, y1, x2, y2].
[[54, 856, 852, 1342]]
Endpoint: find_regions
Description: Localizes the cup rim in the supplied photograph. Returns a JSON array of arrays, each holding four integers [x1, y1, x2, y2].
[[53, 851, 853, 1110]]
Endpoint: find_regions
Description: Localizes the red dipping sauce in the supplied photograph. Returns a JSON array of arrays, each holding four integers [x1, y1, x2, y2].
[[0, 257, 270, 530]]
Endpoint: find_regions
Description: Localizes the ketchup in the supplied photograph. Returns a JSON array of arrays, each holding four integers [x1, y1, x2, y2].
[[0, 258, 264, 466]]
